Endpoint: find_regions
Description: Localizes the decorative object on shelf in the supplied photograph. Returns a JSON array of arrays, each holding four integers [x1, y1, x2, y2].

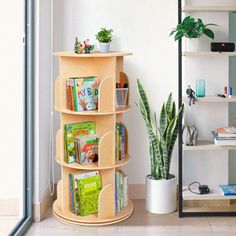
[[196, 80, 206, 97], [188, 181, 210, 195], [96, 28, 113, 53], [136, 79, 184, 214], [74, 37, 84, 54], [211, 42, 235, 52], [116, 83, 128, 108], [182, 125, 198, 146], [186, 85, 196, 106], [217, 94, 226, 98], [83, 39, 94, 53], [170, 16, 217, 51], [229, 86, 233, 98], [220, 184, 236, 196], [224, 86, 228, 96]]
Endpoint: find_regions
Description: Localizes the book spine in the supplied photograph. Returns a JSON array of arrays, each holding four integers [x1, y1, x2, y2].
[[123, 175, 128, 207], [66, 79, 71, 110], [72, 78, 78, 111], [115, 172, 118, 213], [121, 123, 125, 160], [69, 174, 75, 214], [64, 125, 68, 163], [69, 78, 74, 111], [120, 171, 124, 208], [116, 124, 119, 162]]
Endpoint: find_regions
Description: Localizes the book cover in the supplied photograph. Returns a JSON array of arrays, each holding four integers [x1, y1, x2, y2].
[[116, 123, 120, 162], [75, 135, 99, 165], [66, 80, 72, 110], [216, 126, 236, 138], [220, 184, 236, 196], [69, 171, 99, 215], [77, 174, 102, 216], [64, 121, 96, 164], [75, 76, 99, 111]]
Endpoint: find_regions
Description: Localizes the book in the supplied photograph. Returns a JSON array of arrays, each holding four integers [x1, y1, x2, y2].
[[212, 131, 236, 140], [75, 135, 99, 165], [77, 173, 102, 216], [220, 184, 236, 196], [64, 121, 96, 163], [212, 131, 236, 145], [75, 76, 99, 111], [123, 174, 128, 207], [69, 171, 99, 215], [115, 123, 127, 161], [216, 126, 236, 138]]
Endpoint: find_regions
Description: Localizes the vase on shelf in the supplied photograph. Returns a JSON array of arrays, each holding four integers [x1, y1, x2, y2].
[[185, 36, 213, 52]]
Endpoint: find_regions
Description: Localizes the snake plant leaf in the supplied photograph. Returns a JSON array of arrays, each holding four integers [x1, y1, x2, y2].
[[165, 93, 173, 119], [137, 79, 151, 123], [160, 103, 168, 135], [171, 101, 176, 120]]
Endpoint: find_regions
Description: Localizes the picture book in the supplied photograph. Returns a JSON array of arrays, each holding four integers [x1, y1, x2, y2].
[[220, 184, 236, 196], [75, 135, 99, 165], [69, 171, 99, 215], [216, 126, 236, 138], [77, 174, 102, 216], [64, 121, 96, 164], [77, 77, 99, 111]]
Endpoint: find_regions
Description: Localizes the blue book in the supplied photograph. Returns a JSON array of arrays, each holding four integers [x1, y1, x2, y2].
[[69, 174, 75, 213], [220, 184, 236, 196]]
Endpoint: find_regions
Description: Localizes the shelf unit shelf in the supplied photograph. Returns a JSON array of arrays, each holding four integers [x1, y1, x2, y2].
[[53, 51, 134, 225], [183, 186, 236, 200], [178, 0, 236, 217], [183, 51, 236, 57], [183, 140, 236, 151], [183, 5, 236, 12], [183, 96, 236, 103]]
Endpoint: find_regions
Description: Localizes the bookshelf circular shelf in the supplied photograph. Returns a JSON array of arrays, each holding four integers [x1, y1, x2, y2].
[[56, 154, 131, 170], [53, 51, 132, 58], [55, 106, 131, 115], [53, 200, 134, 226]]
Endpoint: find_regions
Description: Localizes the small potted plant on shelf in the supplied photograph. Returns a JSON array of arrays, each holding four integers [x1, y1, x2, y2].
[[170, 16, 217, 51], [136, 79, 184, 214], [95, 27, 113, 53]]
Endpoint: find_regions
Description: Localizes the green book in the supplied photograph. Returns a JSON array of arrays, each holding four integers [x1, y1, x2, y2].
[[77, 174, 102, 216], [64, 121, 96, 163]]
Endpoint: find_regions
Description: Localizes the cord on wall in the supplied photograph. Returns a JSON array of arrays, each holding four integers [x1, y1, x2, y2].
[[48, 0, 54, 196]]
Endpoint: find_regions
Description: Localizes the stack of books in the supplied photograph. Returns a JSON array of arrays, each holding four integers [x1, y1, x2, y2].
[[212, 126, 236, 145], [115, 170, 128, 213], [115, 123, 127, 161], [220, 184, 236, 196], [69, 171, 102, 216]]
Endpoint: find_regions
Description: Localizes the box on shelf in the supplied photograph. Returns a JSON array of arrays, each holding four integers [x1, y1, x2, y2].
[[116, 88, 128, 108]]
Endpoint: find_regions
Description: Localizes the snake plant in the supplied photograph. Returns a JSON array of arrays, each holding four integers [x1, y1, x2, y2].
[[136, 79, 184, 180]]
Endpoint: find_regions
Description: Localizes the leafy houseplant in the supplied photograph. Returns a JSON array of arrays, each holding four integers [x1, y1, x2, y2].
[[136, 79, 184, 214], [95, 28, 113, 53], [170, 16, 217, 41]]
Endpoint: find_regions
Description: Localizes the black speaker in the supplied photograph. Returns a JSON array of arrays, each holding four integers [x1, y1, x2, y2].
[[211, 42, 235, 52]]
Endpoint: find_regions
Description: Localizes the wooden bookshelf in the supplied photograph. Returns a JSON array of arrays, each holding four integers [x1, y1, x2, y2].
[[53, 51, 134, 225]]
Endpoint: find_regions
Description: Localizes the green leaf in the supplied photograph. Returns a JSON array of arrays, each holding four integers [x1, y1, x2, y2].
[[159, 103, 168, 135], [165, 93, 173, 119], [204, 28, 214, 39]]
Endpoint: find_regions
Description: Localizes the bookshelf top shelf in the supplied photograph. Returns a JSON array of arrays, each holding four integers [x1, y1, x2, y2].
[[183, 51, 236, 57], [183, 96, 236, 103], [54, 51, 132, 58], [183, 5, 236, 12]]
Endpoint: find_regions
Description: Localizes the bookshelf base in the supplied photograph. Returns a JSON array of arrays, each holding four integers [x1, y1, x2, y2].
[[53, 199, 134, 226]]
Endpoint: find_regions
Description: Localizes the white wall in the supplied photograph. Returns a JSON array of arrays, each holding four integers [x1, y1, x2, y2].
[[53, 0, 178, 184], [34, 0, 52, 203]]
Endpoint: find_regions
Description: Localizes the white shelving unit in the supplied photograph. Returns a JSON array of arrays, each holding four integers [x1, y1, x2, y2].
[[183, 5, 236, 12]]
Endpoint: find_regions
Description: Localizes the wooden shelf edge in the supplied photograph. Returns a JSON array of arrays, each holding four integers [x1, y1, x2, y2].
[[53, 51, 132, 58], [183, 96, 236, 103], [183, 51, 236, 57], [54, 106, 131, 115], [53, 199, 134, 226], [55, 154, 131, 170], [183, 5, 236, 12]]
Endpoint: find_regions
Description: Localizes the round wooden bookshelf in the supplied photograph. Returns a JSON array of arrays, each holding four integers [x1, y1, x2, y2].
[[53, 51, 134, 226]]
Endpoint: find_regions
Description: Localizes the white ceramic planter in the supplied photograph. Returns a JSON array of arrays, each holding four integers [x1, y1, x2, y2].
[[145, 175, 177, 214], [99, 42, 110, 53], [185, 37, 212, 52]]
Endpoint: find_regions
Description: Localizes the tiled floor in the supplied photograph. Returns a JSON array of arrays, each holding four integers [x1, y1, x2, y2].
[[24, 200, 236, 236]]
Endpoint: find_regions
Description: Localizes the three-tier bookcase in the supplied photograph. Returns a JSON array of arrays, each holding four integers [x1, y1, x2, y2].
[[53, 51, 134, 225]]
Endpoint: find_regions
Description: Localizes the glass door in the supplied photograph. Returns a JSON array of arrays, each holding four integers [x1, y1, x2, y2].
[[0, 0, 33, 235]]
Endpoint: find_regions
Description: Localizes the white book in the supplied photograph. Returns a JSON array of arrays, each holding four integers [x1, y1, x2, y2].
[[214, 138, 236, 146], [123, 175, 128, 207]]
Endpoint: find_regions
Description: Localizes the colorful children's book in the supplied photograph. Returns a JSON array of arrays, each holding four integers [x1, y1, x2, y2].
[[75, 135, 99, 165], [220, 184, 236, 196], [75, 76, 99, 111], [64, 121, 96, 164], [69, 171, 99, 215], [77, 173, 102, 216]]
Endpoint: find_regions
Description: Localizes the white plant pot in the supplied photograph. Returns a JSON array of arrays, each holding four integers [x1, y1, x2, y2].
[[99, 42, 110, 53], [185, 37, 212, 52], [145, 174, 177, 214]]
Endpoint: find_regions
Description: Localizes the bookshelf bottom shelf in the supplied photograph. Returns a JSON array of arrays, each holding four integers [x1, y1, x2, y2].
[[53, 199, 134, 226]]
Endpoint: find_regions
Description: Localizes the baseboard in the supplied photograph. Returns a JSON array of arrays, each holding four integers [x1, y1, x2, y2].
[[129, 184, 145, 199], [33, 185, 56, 222]]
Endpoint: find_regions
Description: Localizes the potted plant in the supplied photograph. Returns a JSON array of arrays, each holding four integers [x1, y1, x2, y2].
[[95, 27, 113, 53], [170, 16, 217, 51], [136, 79, 184, 214]]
